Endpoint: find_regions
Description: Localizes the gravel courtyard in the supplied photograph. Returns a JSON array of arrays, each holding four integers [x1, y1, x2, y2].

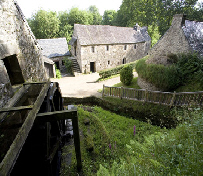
[[51, 72, 138, 98]]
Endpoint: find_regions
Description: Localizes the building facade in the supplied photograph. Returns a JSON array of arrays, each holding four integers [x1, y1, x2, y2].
[[0, 0, 47, 108], [149, 14, 203, 59], [69, 24, 151, 73], [37, 38, 70, 73]]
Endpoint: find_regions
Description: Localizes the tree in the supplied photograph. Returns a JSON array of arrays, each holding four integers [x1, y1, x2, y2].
[[28, 10, 60, 39], [58, 11, 73, 42], [102, 10, 117, 25], [88, 6, 102, 25], [67, 7, 92, 26]]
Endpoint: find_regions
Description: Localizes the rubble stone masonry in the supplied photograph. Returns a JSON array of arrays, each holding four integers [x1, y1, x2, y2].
[[0, 0, 47, 108]]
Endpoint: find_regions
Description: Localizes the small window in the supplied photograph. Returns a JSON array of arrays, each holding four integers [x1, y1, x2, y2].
[[108, 60, 110, 65], [134, 44, 137, 49], [74, 46, 77, 56], [91, 46, 95, 53], [3, 55, 24, 85], [106, 45, 109, 51], [62, 60, 65, 65], [124, 45, 127, 50], [123, 58, 126, 64]]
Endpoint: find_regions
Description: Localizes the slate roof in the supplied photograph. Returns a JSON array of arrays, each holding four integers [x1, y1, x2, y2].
[[182, 20, 203, 56], [70, 24, 151, 46], [37, 38, 70, 58]]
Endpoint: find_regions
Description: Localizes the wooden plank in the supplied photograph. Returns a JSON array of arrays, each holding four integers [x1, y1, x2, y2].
[[0, 105, 33, 113], [0, 82, 50, 176], [0, 85, 30, 122], [36, 108, 82, 171], [36, 110, 77, 122]]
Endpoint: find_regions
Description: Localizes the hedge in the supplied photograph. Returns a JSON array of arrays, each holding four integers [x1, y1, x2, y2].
[[99, 61, 138, 79]]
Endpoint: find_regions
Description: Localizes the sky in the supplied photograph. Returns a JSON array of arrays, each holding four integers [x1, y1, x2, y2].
[[16, 0, 123, 18]]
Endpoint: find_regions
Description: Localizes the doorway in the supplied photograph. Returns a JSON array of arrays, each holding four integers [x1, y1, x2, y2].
[[90, 62, 96, 72]]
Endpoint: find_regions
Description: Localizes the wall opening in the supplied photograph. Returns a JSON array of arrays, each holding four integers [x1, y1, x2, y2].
[[55, 61, 59, 69], [74, 46, 77, 56], [90, 62, 96, 72], [3, 55, 24, 85], [123, 58, 126, 64]]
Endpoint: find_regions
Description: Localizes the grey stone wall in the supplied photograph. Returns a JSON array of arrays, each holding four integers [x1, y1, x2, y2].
[[0, 0, 47, 108], [149, 14, 191, 57], [72, 41, 150, 73], [137, 77, 162, 91]]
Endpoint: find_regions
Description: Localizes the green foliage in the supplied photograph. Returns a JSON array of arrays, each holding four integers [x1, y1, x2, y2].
[[120, 65, 133, 86], [64, 58, 73, 74], [99, 61, 137, 79], [135, 57, 180, 91], [102, 10, 117, 25], [88, 6, 102, 25], [67, 7, 93, 26], [113, 77, 141, 89], [96, 108, 203, 175], [55, 65, 61, 78], [147, 25, 161, 47], [28, 10, 60, 39]]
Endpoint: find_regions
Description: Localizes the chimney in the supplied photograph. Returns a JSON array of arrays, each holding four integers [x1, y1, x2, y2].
[[133, 23, 140, 31], [171, 14, 186, 27]]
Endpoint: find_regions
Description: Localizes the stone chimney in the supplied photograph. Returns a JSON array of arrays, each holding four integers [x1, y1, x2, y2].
[[133, 23, 140, 31], [171, 14, 186, 27]]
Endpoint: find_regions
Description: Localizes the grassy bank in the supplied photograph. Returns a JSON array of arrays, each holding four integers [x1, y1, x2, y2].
[[61, 106, 203, 175]]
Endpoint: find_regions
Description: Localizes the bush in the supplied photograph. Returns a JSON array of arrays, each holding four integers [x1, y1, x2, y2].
[[64, 58, 73, 74], [99, 61, 137, 79], [135, 58, 180, 91], [120, 65, 133, 86], [55, 65, 61, 78]]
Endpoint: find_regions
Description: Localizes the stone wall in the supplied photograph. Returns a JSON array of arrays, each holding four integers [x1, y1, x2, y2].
[[149, 14, 191, 57], [137, 77, 162, 91], [0, 0, 47, 108], [72, 41, 150, 73]]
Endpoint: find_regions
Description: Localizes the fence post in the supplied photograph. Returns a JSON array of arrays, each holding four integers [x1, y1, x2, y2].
[[102, 84, 105, 98], [170, 91, 176, 108], [120, 87, 123, 99], [145, 89, 148, 102]]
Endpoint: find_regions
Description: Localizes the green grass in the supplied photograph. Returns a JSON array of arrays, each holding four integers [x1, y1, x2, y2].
[[113, 77, 141, 89], [61, 106, 203, 175]]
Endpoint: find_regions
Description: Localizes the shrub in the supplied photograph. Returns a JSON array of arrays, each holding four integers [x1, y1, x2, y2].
[[55, 65, 61, 78], [120, 65, 133, 86], [64, 58, 73, 74], [99, 61, 137, 79], [135, 58, 180, 91]]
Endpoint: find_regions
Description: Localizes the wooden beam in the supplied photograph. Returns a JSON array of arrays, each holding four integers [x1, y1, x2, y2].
[[36, 110, 77, 122], [36, 108, 82, 171], [0, 105, 33, 113]]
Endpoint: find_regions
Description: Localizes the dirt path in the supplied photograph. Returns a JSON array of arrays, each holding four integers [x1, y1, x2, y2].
[[51, 72, 138, 98]]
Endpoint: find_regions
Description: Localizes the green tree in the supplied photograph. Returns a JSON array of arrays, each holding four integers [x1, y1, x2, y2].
[[58, 11, 73, 42], [67, 7, 92, 26], [88, 6, 102, 25], [102, 10, 117, 25], [28, 10, 60, 39]]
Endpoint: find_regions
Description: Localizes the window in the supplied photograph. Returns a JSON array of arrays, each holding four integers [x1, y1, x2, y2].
[[134, 44, 137, 49], [91, 46, 95, 53], [74, 46, 77, 56], [124, 45, 127, 50], [3, 55, 24, 85], [108, 60, 110, 65], [123, 58, 126, 64], [106, 45, 109, 51]]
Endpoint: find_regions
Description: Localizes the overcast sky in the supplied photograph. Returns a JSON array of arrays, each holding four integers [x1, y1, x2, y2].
[[16, 0, 123, 18]]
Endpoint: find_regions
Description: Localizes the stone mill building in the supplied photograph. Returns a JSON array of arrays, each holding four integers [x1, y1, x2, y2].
[[0, 0, 48, 108], [69, 24, 151, 73]]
